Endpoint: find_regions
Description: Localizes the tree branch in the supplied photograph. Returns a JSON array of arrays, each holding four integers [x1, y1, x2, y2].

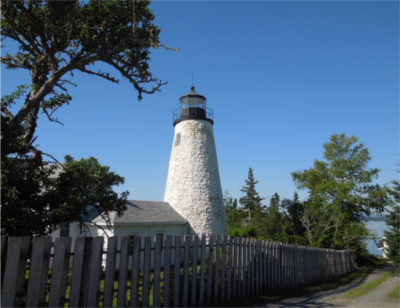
[[106, 58, 167, 100], [2, 4, 43, 56], [0, 55, 29, 69], [55, 82, 68, 92], [39, 151, 66, 170], [78, 68, 119, 83], [42, 108, 64, 126], [1, 106, 14, 120], [23, 102, 40, 146], [2, 57, 80, 140]]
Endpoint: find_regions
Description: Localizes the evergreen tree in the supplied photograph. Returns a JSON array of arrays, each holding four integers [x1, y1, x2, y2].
[[239, 167, 263, 223], [261, 193, 285, 241], [281, 192, 307, 244], [270, 192, 280, 208], [384, 180, 400, 273]]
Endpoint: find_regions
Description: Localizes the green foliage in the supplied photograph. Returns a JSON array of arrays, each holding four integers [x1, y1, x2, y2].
[[224, 191, 246, 236], [291, 133, 388, 252], [280, 192, 307, 244], [255, 193, 286, 241], [385, 180, 400, 273], [1, 155, 128, 236], [1, 0, 169, 154], [1, 0, 167, 236], [239, 168, 264, 223], [224, 134, 389, 256]]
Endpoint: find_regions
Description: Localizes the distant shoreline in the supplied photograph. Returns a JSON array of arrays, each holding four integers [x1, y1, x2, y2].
[[363, 216, 386, 222]]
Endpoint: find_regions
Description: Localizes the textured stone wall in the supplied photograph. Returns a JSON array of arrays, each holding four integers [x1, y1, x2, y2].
[[164, 119, 228, 237]]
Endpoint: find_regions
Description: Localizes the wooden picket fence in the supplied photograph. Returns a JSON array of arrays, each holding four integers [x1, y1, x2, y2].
[[1, 235, 356, 307]]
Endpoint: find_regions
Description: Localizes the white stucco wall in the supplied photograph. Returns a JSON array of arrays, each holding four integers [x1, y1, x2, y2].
[[51, 222, 99, 252], [164, 119, 228, 237], [113, 224, 186, 240]]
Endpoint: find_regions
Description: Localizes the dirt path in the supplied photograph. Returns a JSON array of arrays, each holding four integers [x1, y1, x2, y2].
[[254, 266, 400, 307]]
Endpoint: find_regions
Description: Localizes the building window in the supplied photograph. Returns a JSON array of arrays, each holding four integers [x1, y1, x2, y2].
[[174, 133, 181, 147], [60, 224, 69, 237], [155, 232, 165, 245]]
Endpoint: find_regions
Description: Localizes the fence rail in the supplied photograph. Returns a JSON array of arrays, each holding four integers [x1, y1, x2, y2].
[[1, 235, 356, 307]]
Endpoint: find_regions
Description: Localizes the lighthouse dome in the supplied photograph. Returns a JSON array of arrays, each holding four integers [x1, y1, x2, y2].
[[179, 86, 206, 106], [173, 86, 213, 126]]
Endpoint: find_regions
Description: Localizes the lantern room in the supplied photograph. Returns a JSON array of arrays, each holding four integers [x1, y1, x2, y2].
[[173, 86, 213, 126]]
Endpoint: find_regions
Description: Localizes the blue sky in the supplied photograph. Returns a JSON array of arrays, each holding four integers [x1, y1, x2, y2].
[[2, 0, 399, 203]]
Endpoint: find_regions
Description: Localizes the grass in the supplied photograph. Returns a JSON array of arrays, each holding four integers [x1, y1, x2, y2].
[[387, 284, 400, 301], [217, 266, 374, 307], [343, 271, 392, 299]]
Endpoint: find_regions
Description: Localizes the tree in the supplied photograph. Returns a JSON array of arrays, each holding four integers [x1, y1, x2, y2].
[[292, 134, 388, 251], [269, 192, 280, 208], [239, 167, 263, 223], [259, 193, 286, 241], [280, 192, 307, 244], [2, 155, 128, 236], [1, 0, 168, 155], [1, 0, 168, 236], [384, 180, 400, 273], [224, 190, 246, 236]]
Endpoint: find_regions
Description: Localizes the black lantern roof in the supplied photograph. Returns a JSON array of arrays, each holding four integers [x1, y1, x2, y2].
[[179, 85, 206, 102]]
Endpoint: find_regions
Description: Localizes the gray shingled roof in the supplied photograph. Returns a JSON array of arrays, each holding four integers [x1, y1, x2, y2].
[[92, 200, 187, 225]]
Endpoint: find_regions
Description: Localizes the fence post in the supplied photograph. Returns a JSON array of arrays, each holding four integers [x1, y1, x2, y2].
[[241, 238, 246, 298], [303, 247, 307, 286], [26, 237, 52, 307], [198, 235, 206, 307], [256, 240, 261, 295], [191, 235, 199, 307], [237, 237, 243, 299], [220, 235, 227, 302], [86, 237, 104, 307], [271, 242, 275, 292], [267, 242, 272, 293], [130, 236, 142, 308], [245, 238, 251, 296], [2, 236, 31, 307], [226, 236, 233, 301], [142, 236, 152, 308], [173, 236, 181, 307], [117, 236, 131, 307], [252, 239, 256, 296], [232, 237, 238, 299], [213, 235, 220, 304], [263, 240, 266, 291], [163, 236, 172, 308], [69, 237, 87, 307], [182, 235, 191, 307], [206, 236, 214, 305], [153, 235, 162, 308], [49, 237, 72, 308], [103, 237, 117, 307]]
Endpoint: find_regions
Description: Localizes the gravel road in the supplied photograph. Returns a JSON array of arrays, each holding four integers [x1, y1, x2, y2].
[[253, 266, 400, 308]]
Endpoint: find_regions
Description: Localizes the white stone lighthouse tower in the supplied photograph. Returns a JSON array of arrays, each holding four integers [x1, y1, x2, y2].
[[164, 86, 227, 237]]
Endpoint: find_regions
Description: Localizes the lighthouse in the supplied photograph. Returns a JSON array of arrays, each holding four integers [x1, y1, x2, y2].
[[164, 86, 228, 237]]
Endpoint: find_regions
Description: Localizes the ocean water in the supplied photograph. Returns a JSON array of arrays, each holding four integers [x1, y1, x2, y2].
[[364, 218, 388, 256]]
